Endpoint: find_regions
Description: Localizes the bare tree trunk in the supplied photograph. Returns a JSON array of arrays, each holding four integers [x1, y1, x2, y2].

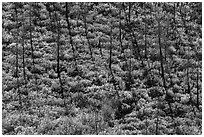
[[144, 9, 148, 59], [155, 109, 159, 135], [83, 3, 94, 60], [128, 3, 141, 60], [156, 5, 173, 117], [180, 3, 192, 103], [53, 3, 64, 100], [65, 3, 77, 67], [196, 63, 199, 110], [29, 3, 35, 73], [119, 4, 124, 53], [14, 5, 22, 124], [95, 110, 98, 134], [20, 7, 27, 92], [99, 40, 103, 58], [109, 26, 113, 77]]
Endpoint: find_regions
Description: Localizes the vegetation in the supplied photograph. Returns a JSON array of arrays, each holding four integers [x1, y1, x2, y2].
[[2, 2, 202, 135]]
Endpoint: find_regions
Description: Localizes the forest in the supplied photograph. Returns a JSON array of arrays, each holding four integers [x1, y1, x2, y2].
[[2, 2, 202, 135]]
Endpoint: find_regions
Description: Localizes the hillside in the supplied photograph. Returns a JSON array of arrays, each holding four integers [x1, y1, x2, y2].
[[2, 2, 202, 135]]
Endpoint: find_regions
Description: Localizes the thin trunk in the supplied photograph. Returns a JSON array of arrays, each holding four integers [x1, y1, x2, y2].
[[173, 3, 182, 51], [128, 57, 132, 90], [64, 3, 75, 110], [128, 3, 131, 23], [119, 5, 123, 53], [173, 3, 177, 42], [109, 25, 120, 98], [128, 3, 132, 87], [155, 97, 159, 135], [65, 3, 77, 67], [22, 34, 26, 84], [158, 22, 164, 81], [54, 11, 60, 79], [145, 116, 148, 134], [173, 3, 176, 25], [76, 3, 83, 52], [30, 3, 38, 86], [155, 110, 159, 135], [98, 39, 103, 57], [187, 43, 192, 103], [128, 3, 141, 60], [95, 111, 98, 134], [20, 7, 27, 86], [83, 4, 93, 60], [109, 27, 113, 76], [123, 4, 133, 90], [180, 3, 192, 102], [53, 3, 64, 100], [157, 11, 173, 117], [29, 4, 35, 72], [126, 5, 133, 91], [196, 64, 199, 110], [164, 21, 168, 62], [14, 5, 22, 120], [144, 11, 148, 59], [16, 45, 21, 106], [173, 3, 178, 55]]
